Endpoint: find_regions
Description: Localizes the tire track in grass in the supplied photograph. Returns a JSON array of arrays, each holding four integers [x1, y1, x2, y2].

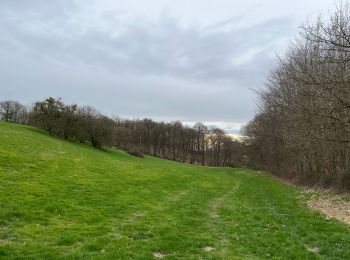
[[205, 174, 241, 258], [106, 185, 202, 258], [107, 171, 238, 258]]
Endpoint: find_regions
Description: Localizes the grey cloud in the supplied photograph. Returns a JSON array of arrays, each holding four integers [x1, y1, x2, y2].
[[0, 0, 294, 132], [0, 4, 292, 79]]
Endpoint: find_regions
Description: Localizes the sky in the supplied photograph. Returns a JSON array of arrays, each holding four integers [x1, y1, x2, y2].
[[0, 0, 335, 133]]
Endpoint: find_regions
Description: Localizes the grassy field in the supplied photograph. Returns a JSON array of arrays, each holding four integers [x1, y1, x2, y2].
[[0, 122, 350, 259]]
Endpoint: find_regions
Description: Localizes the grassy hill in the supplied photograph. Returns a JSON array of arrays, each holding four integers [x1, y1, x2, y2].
[[0, 122, 350, 259]]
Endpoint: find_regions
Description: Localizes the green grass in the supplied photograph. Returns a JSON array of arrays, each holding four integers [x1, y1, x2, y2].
[[0, 122, 350, 259]]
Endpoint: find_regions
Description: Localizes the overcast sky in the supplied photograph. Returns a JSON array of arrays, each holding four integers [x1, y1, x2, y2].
[[0, 0, 335, 133]]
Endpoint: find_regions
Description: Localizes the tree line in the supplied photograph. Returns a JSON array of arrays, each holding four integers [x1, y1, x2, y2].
[[0, 97, 243, 167], [242, 3, 350, 190]]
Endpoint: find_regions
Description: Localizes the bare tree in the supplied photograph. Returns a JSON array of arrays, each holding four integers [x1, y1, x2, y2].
[[243, 2, 350, 189], [0, 100, 27, 124]]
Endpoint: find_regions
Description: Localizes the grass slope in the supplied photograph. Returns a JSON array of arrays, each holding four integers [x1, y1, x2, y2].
[[0, 122, 350, 259]]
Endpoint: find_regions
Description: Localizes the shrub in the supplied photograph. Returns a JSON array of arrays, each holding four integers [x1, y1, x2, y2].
[[126, 147, 144, 158]]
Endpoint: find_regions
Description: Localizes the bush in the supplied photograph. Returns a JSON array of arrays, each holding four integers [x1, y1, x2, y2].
[[126, 147, 144, 158]]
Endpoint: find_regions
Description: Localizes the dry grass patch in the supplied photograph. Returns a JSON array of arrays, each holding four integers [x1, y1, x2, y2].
[[307, 245, 320, 253], [153, 251, 165, 258], [0, 238, 9, 244], [308, 191, 350, 224], [203, 246, 215, 252]]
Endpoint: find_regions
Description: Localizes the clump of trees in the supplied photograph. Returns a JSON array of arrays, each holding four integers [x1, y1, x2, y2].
[[0, 97, 243, 166], [242, 3, 350, 190], [29, 97, 115, 148], [114, 119, 243, 166], [0, 100, 27, 124]]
